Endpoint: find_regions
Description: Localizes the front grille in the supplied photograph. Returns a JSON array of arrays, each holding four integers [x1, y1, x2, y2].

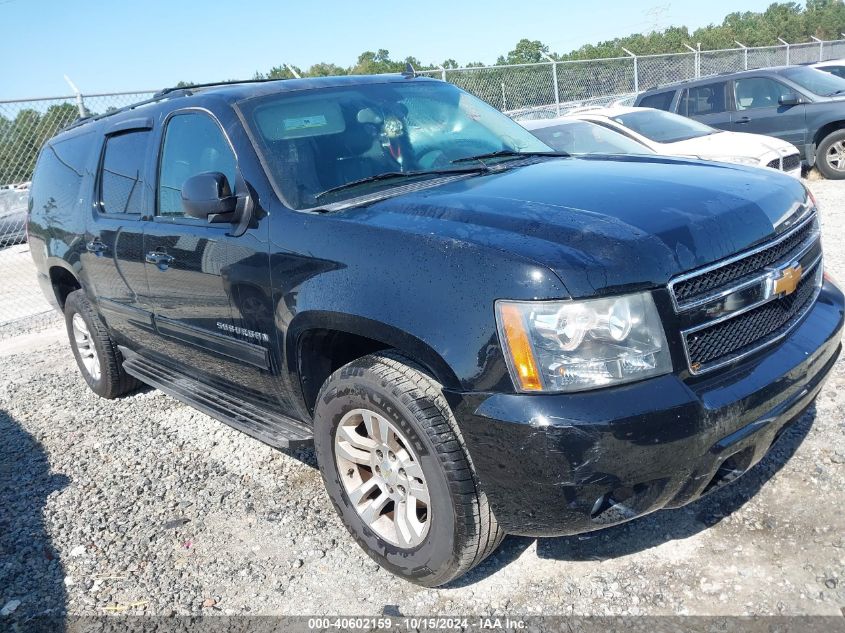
[[684, 264, 820, 367], [782, 154, 801, 172], [669, 207, 823, 374], [672, 216, 817, 304], [767, 158, 780, 169]]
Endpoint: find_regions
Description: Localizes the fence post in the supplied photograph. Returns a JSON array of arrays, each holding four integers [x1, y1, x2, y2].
[[541, 52, 561, 116], [683, 44, 700, 78], [501, 83, 507, 111], [63, 75, 88, 118], [438, 65, 447, 82], [734, 41, 748, 70], [778, 38, 790, 65], [621, 47, 638, 95], [811, 36, 823, 61]]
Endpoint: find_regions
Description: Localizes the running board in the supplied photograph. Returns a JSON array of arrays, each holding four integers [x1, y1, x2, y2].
[[121, 350, 313, 449]]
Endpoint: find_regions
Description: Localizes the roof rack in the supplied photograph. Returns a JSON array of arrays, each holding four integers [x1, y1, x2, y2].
[[62, 76, 290, 132]]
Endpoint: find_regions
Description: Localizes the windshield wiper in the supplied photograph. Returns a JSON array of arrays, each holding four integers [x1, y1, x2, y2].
[[451, 149, 570, 164], [825, 89, 845, 96], [314, 167, 488, 201]]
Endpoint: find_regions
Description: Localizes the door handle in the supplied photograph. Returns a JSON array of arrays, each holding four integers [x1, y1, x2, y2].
[[734, 116, 751, 124], [86, 239, 108, 256], [145, 250, 175, 271]]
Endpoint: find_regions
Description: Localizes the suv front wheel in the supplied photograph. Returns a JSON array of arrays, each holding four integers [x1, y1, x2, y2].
[[313, 352, 504, 586], [816, 129, 845, 180]]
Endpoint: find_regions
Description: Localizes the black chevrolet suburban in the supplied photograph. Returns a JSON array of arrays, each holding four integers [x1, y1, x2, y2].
[[634, 65, 845, 179], [27, 74, 844, 586]]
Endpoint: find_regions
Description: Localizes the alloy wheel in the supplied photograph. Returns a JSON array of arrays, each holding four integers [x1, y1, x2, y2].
[[334, 408, 431, 548], [72, 313, 101, 381], [826, 140, 845, 172]]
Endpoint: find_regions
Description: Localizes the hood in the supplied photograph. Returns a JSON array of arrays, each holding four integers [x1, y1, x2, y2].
[[348, 155, 808, 298], [665, 131, 799, 162]]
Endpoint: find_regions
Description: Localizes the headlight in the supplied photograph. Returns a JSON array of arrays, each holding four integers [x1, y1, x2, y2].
[[496, 292, 672, 393], [703, 155, 761, 166]]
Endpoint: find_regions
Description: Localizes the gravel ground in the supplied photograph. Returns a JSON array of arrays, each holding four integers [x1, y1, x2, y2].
[[1, 179, 844, 624]]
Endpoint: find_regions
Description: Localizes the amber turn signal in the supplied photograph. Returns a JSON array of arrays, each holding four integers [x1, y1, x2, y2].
[[497, 303, 543, 392]]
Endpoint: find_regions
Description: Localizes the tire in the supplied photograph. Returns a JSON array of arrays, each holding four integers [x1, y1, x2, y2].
[[64, 289, 141, 399], [313, 352, 504, 587], [815, 129, 845, 180]]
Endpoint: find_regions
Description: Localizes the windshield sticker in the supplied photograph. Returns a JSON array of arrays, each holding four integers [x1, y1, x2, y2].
[[284, 115, 328, 131]]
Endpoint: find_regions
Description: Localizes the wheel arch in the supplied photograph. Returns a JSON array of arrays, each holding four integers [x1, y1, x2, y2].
[[47, 261, 82, 310], [813, 120, 845, 147], [288, 311, 461, 416]]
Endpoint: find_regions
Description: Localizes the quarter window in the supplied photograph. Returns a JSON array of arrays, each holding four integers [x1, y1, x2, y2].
[[734, 78, 792, 111], [100, 131, 151, 215], [680, 82, 727, 116], [158, 113, 237, 218], [637, 91, 675, 111]]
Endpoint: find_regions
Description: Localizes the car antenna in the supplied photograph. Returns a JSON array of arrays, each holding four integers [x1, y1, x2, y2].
[[402, 62, 417, 78]]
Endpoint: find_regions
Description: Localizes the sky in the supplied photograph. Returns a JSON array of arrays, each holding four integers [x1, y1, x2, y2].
[[1, 0, 777, 100]]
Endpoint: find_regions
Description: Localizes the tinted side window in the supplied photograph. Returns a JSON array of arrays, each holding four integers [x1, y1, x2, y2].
[[734, 77, 792, 111], [680, 82, 727, 116], [638, 91, 675, 111], [100, 131, 151, 215], [158, 113, 236, 218], [30, 132, 93, 216]]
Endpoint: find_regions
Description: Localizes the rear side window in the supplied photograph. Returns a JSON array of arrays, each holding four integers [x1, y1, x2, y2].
[[30, 133, 93, 216], [158, 113, 237, 218], [99, 131, 152, 215], [637, 90, 675, 111], [680, 82, 727, 116]]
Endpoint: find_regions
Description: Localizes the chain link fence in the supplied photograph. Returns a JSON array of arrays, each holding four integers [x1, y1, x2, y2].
[[2, 39, 845, 326], [0, 92, 154, 326], [426, 38, 845, 120]]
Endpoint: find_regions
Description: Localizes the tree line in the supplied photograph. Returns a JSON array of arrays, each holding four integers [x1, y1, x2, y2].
[[250, 1, 845, 79]]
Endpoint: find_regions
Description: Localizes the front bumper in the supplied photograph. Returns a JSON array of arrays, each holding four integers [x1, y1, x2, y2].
[[448, 282, 844, 537]]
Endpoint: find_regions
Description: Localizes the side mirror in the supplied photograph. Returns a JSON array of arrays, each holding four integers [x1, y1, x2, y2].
[[779, 93, 802, 107], [181, 172, 238, 223]]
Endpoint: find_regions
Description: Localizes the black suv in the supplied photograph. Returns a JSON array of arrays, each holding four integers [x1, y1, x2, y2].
[[634, 65, 845, 179], [28, 74, 844, 586]]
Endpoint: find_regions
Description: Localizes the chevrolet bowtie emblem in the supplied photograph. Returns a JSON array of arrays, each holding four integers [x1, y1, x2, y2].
[[772, 264, 802, 297]]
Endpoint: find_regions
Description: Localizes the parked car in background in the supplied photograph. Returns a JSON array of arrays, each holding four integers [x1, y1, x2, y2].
[[520, 117, 656, 155], [811, 58, 845, 79], [0, 187, 29, 246], [634, 66, 845, 179], [569, 106, 802, 177]]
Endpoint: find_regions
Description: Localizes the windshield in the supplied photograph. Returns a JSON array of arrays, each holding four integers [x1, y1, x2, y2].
[[611, 109, 716, 143], [781, 65, 845, 96], [238, 80, 551, 209], [528, 120, 652, 155]]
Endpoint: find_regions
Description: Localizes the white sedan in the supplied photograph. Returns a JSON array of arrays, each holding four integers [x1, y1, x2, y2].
[[569, 106, 802, 178]]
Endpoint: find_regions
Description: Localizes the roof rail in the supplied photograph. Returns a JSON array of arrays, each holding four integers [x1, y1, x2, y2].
[[62, 76, 290, 132]]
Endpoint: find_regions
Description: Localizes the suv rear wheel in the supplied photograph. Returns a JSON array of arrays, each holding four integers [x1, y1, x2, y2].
[[64, 290, 141, 399], [816, 129, 845, 180], [313, 352, 504, 586]]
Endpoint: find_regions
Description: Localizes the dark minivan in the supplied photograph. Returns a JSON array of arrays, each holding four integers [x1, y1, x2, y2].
[[28, 74, 844, 586], [635, 65, 845, 179]]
